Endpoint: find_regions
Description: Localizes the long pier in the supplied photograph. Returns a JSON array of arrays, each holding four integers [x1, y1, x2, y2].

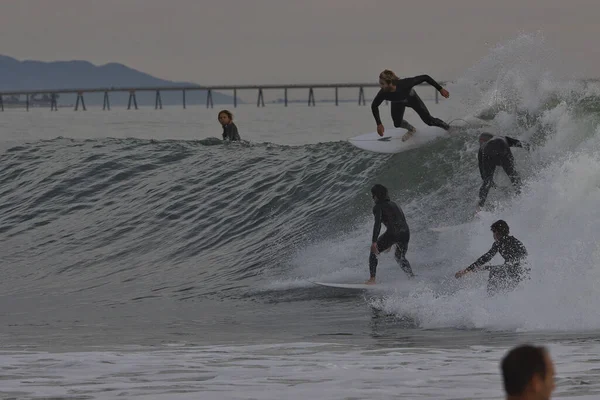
[[0, 82, 443, 111]]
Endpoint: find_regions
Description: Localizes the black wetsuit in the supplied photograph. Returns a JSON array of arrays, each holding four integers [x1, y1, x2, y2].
[[371, 75, 450, 131], [370, 197, 414, 278], [465, 235, 529, 295], [222, 122, 240, 141], [478, 136, 527, 207]]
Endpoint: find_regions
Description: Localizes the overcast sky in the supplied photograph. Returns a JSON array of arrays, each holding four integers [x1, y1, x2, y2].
[[0, 0, 598, 85]]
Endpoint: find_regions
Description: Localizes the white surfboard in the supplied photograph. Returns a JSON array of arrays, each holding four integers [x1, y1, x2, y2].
[[310, 281, 395, 290], [348, 115, 492, 154], [348, 126, 447, 154]]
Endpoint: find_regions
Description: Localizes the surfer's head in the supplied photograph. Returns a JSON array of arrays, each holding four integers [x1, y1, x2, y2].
[[218, 110, 233, 126], [501, 345, 555, 400], [379, 70, 399, 92], [491, 219, 510, 240], [479, 132, 494, 145], [371, 184, 389, 202]]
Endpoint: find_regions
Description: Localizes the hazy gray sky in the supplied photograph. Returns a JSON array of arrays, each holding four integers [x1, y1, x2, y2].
[[1, 0, 598, 85]]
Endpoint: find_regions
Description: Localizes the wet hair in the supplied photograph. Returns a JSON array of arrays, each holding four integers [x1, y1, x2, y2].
[[379, 69, 399, 83], [218, 110, 233, 121], [491, 220, 510, 236], [501, 345, 549, 396], [479, 132, 494, 141], [371, 184, 389, 200]]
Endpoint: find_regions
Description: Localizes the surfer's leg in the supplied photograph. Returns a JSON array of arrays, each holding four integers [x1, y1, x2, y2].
[[486, 267, 518, 296], [369, 233, 395, 280], [486, 277, 501, 297], [399, 120, 416, 132], [408, 94, 450, 130], [478, 162, 496, 208], [501, 151, 522, 194], [391, 102, 416, 141], [368, 253, 378, 279], [390, 102, 408, 128], [394, 237, 415, 278]]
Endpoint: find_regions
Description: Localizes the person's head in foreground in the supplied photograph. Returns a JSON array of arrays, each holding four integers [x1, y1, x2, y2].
[[501, 344, 555, 400]]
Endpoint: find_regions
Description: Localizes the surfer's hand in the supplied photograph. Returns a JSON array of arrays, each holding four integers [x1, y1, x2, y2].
[[455, 269, 467, 278], [440, 88, 450, 98], [376, 125, 385, 136], [370, 242, 379, 255]]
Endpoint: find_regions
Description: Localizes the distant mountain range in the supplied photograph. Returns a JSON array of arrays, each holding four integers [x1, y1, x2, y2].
[[0, 55, 237, 106]]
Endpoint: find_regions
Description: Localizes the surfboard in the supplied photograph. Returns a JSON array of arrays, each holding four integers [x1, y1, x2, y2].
[[348, 126, 447, 154], [347, 116, 490, 154], [310, 281, 403, 291], [311, 281, 377, 289]]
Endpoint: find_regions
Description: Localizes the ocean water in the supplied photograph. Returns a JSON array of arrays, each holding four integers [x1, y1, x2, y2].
[[2, 33, 600, 399]]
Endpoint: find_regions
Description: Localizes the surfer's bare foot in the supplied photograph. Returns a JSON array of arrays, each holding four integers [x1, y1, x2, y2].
[[401, 129, 416, 142], [365, 278, 376, 285]]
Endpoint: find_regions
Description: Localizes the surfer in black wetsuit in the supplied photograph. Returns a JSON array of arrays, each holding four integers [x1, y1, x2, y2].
[[477, 132, 530, 212], [371, 69, 451, 142], [218, 109, 241, 141], [455, 220, 529, 296], [366, 184, 415, 285]]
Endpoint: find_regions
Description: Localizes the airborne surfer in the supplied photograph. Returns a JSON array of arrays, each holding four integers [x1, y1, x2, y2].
[[371, 69, 451, 142]]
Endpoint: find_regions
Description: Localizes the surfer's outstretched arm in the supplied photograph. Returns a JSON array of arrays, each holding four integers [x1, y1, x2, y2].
[[455, 243, 499, 278], [400, 75, 449, 98], [371, 90, 387, 136], [469, 243, 499, 270], [371, 90, 385, 126]]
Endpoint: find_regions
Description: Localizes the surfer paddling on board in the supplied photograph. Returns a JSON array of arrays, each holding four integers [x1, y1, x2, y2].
[[455, 220, 529, 296], [366, 184, 415, 285], [371, 70, 451, 142], [476, 133, 531, 213]]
